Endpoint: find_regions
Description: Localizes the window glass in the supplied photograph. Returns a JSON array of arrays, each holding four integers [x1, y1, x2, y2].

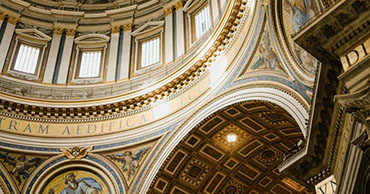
[[79, 51, 102, 78], [195, 5, 211, 40], [13, 44, 40, 74], [141, 37, 160, 68]]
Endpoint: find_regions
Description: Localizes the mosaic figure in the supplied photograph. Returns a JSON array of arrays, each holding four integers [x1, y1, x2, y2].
[[251, 28, 282, 71], [107, 147, 149, 179], [0, 153, 43, 185], [47, 173, 102, 194], [284, 0, 317, 33]]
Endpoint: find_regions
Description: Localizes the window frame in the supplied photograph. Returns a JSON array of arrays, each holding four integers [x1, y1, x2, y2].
[[76, 48, 104, 79], [7, 29, 51, 81], [132, 21, 164, 75], [138, 35, 161, 69], [71, 34, 109, 84], [184, 0, 212, 45]]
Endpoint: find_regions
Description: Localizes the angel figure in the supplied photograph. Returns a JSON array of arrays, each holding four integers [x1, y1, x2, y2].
[[107, 147, 149, 179], [0, 153, 43, 185]]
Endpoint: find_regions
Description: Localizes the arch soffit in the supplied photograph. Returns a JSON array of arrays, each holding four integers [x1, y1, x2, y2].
[[138, 82, 309, 193]]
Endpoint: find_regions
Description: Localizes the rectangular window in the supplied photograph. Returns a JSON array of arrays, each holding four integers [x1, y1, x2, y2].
[[195, 5, 211, 40], [13, 44, 40, 74], [141, 37, 160, 68], [79, 51, 102, 78]]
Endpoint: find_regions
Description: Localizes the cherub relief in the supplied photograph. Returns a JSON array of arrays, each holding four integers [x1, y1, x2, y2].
[[107, 147, 149, 179], [0, 153, 43, 185]]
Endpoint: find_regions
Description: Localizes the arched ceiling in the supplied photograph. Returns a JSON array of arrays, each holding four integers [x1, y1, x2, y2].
[[148, 101, 312, 194]]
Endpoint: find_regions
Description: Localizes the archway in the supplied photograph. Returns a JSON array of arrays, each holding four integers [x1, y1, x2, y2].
[[147, 100, 310, 193]]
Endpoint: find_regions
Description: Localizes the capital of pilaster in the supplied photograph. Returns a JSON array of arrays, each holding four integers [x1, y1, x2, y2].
[[123, 24, 132, 31], [0, 12, 6, 20], [53, 27, 64, 35], [7, 15, 19, 25], [174, 1, 183, 10], [164, 7, 173, 16], [65, 28, 76, 36], [111, 25, 121, 34]]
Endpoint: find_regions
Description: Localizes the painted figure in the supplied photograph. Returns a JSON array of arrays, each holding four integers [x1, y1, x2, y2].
[[251, 29, 282, 71], [107, 147, 149, 179], [47, 173, 102, 194], [0, 153, 43, 185], [284, 0, 317, 32]]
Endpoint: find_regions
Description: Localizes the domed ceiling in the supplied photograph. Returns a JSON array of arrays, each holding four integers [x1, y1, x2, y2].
[[148, 101, 312, 194]]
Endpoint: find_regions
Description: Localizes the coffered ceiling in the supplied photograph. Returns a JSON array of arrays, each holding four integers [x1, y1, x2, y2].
[[148, 101, 312, 194]]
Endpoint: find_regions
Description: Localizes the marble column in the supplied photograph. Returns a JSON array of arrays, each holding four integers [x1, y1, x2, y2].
[[175, 1, 185, 58], [106, 26, 120, 82], [0, 16, 17, 72], [56, 29, 75, 84], [119, 24, 132, 80], [164, 8, 174, 64], [43, 28, 63, 83]]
